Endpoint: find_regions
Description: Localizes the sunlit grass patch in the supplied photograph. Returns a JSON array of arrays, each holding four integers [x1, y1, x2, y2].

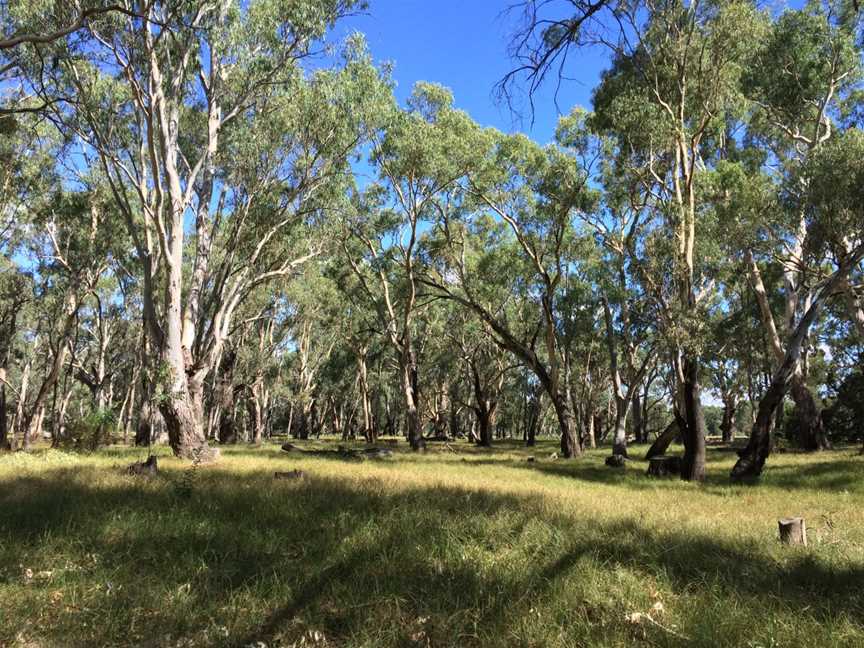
[[0, 441, 862, 647]]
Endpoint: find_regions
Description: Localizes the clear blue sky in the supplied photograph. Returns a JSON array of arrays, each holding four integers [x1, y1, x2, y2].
[[335, 0, 610, 145]]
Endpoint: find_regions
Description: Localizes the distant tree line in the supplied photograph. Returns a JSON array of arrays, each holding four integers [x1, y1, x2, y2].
[[0, 0, 861, 481]]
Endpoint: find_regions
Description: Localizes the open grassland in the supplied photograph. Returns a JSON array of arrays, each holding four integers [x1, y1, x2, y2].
[[0, 440, 862, 648]]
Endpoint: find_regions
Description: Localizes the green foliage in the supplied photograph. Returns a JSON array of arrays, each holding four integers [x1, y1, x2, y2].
[[65, 408, 118, 451], [745, 5, 861, 138], [823, 367, 864, 443], [806, 127, 864, 244]]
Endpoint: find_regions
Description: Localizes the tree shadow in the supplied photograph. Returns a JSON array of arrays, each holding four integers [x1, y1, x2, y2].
[[0, 461, 861, 647], [760, 457, 864, 493]]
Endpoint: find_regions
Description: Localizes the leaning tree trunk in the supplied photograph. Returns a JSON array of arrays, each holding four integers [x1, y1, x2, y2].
[[645, 419, 679, 460], [730, 377, 784, 480], [731, 269, 847, 479]]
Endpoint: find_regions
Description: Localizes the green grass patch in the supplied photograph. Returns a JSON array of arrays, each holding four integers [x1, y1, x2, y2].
[[0, 441, 862, 647]]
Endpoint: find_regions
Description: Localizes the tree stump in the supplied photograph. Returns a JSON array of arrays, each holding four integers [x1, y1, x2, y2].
[[281, 442, 297, 452], [605, 454, 626, 468], [778, 517, 807, 546], [647, 455, 680, 477], [274, 470, 306, 481], [127, 455, 158, 476]]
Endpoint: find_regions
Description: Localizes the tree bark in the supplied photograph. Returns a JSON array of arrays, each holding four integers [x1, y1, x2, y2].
[[403, 346, 424, 450], [217, 350, 238, 444], [246, 395, 263, 445], [631, 393, 645, 443], [584, 407, 597, 449], [611, 395, 629, 457], [525, 387, 541, 447], [720, 395, 737, 444], [475, 405, 493, 447], [679, 357, 707, 482], [789, 375, 829, 451], [730, 253, 861, 479], [0, 367, 7, 449], [551, 392, 579, 458], [159, 389, 215, 461]]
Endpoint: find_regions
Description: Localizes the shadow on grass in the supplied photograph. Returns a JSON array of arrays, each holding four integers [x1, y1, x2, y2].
[[0, 461, 862, 647], [760, 457, 864, 492]]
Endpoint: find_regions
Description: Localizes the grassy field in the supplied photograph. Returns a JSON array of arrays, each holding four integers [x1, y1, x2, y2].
[[0, 440, 862, 648]]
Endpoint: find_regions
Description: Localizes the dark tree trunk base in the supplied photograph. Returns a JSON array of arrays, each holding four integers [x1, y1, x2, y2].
[[605, 454, 626, 468], [127, 455, 158, 476], [647, 455, 680, 477]]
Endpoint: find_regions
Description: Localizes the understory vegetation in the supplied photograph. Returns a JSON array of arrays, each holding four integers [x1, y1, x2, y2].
[[1, 440, 863, 648]]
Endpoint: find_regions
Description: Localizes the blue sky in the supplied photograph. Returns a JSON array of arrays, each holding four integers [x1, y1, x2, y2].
[[335, 0, 611, 145]]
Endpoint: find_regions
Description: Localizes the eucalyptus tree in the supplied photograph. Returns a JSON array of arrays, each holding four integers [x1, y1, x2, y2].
[[731, 127, 864, 477], [571, 111, 658, 458], [342, 83, 487, 450], [443, 307, 514, 447], [423, 116, 599, 458], [279, 262, 346, 440], [0, 261, 27, 447], [586, 0, 763, 480], [16, 1, 385, 458], [0, 114, 46, 446], [13, 183, 122, 448], [736, 2, 862, 451]]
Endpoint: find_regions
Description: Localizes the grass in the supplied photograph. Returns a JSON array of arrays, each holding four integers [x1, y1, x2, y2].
[[0, 439, 862, 648]]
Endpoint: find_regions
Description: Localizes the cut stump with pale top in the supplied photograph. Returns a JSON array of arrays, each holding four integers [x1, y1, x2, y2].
[[778, 517, 807, 546]]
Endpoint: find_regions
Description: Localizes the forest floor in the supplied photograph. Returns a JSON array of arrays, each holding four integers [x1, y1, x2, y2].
[[0, 439, 862, 648]]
